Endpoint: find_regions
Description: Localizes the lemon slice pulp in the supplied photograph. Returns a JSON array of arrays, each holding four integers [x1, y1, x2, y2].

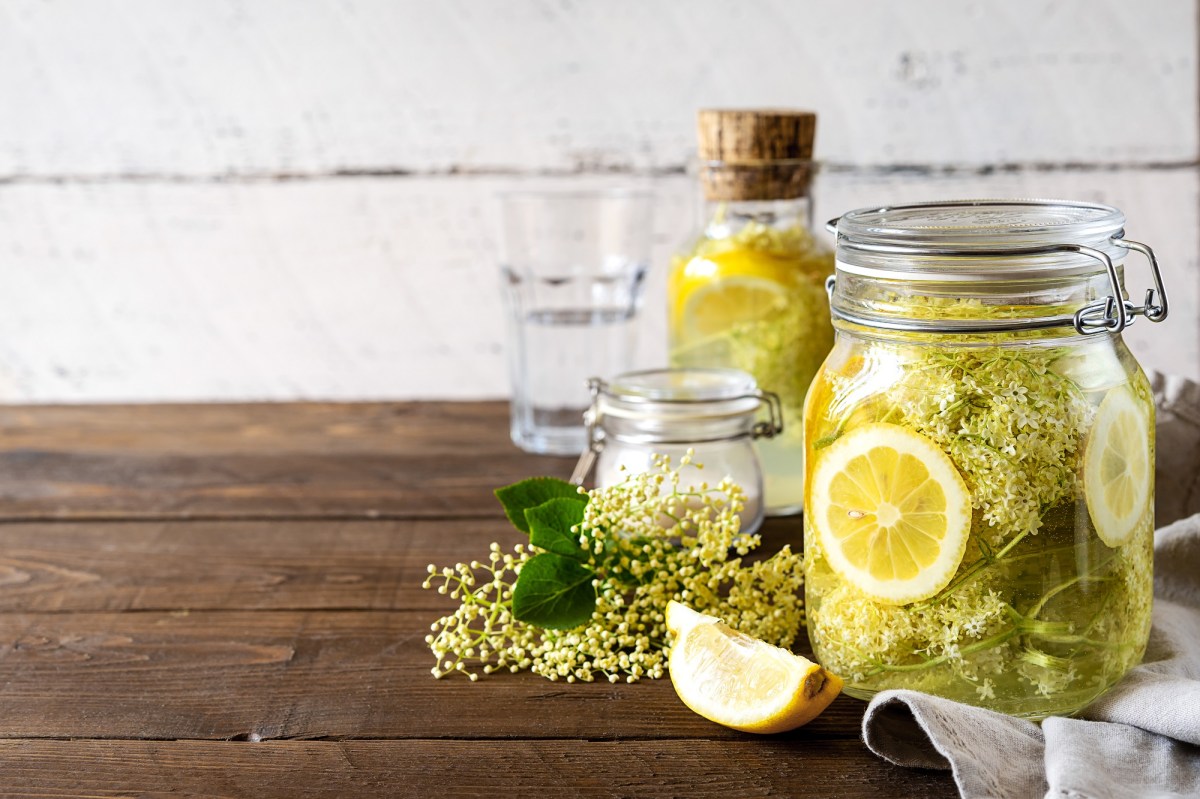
[[1084, 384, 1151, 547], [672, 249, 792, 340], [810, 423, 972, 605], [665, 601, 842, 734], [681, 275, 788, 339]]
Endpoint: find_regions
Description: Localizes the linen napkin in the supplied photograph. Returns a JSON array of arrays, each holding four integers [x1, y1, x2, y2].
[[860, 373, 1200, 799]]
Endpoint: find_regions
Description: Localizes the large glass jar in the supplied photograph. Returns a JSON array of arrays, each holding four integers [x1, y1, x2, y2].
[[668, 110, 834, 515], [804, 199, 1169, 718]]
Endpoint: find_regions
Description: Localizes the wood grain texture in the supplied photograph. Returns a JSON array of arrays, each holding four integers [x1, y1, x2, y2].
[[0, 739, 955, 798], [0, 400, 516, 454], [0, 519, 491, 612], [0, 0, 1193, 176], [0, 401, 577, 519], [0, 168, 1194, 404], [0, 608, 868, 742], [0, 0, 1195, 404], [0, 396, 1193, 522], [0, 400, 945, 796], [0, 515, 800, 612]]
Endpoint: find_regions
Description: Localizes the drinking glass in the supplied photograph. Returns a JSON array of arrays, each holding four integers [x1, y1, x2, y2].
[[499, 189, 653, 455]]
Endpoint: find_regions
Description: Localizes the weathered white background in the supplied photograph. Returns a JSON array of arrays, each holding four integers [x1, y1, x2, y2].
[[0, 0, 1196, 401]]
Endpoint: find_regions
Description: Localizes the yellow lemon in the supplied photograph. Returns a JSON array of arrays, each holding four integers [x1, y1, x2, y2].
[[1084, 384, 1151, 547], [665, 601, 842, 734], [810, 423, 971, 605], [672, 249, 793, 339]]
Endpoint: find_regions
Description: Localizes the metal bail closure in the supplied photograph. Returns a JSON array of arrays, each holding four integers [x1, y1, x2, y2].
[[1071, 244, 1128, 335], [1073, 238, 1170, 335], [752, 389, 784, 440], [1112, 237, 1170, 324], [570, 378, 606, 486]]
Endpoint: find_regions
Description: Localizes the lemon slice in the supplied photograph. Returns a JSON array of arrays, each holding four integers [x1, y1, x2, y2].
[[810, 423, 972, 605], [672, 248, 794, 338], [665, 601, 842, 734], [1084, 384, 1151, 547], [681, 275, 789, 339]]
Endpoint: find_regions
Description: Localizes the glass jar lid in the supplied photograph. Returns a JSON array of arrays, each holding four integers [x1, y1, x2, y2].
[[598, 368, 762, 420], [832, 199, 1127, 279], [569, 368, 783, 485], [827, 198, 1168, 335]]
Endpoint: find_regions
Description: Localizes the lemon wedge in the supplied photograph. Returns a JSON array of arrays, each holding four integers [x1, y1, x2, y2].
[[665, 601, 842, 734], [1084, 384, 1151, 547], [810, 423, 971, 605]]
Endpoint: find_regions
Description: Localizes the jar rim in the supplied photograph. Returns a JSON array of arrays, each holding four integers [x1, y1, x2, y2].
[[592, 368, 768, 426], [604, 368, 757, 402], [831, 198, 1127, 279]]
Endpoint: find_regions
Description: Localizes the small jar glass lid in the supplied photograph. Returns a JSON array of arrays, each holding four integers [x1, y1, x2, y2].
[[596, 368, 763, 421], [832, 199, 1128, 280]]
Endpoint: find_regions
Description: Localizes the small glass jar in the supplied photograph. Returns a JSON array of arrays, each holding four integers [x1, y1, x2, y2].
[[804, 199, 1168, 718], [571, 368, 782, 533]]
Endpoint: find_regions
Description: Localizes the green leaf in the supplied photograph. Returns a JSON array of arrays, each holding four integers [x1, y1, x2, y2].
[[512, 553, 596, 630], [495, 477, 584, 534], [525, 497, 589, 560]]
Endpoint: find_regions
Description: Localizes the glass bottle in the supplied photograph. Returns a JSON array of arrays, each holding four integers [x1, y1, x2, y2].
[[668, 110, 835, 515], [804, 199, 1168, 718]]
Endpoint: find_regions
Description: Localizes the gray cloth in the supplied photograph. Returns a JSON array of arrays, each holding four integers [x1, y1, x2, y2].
[[860, 373, 1200, 799]]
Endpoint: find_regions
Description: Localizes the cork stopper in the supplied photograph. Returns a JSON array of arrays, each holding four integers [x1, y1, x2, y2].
[[696, 109, 817, 201]]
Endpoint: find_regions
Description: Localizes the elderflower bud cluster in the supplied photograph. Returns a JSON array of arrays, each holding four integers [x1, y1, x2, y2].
[[423, 454, 804, 683]]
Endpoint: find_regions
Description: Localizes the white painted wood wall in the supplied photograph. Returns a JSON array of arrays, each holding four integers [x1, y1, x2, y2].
[[0, 0, 1196, 401]]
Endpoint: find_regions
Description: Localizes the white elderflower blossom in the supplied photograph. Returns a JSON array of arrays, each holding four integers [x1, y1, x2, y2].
[[423, 455, 804, 683]]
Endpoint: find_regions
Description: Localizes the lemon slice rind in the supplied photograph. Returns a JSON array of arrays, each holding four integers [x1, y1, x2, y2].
[[1084, 384, 1151, 548], [810, 423, 972, 606], [665, 601, 842, 734]]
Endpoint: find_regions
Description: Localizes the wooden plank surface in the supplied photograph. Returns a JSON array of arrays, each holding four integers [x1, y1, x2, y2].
[[0, 401, 957, 797], [0, 401, 575, 519], [0, 739, 953, 799], [0, 609, 871, 742], [0, 520, 483, 612], [0, 401, 519, 454], [0, 516, 799, 612]]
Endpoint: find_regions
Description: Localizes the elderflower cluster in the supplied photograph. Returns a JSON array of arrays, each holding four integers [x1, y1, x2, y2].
[[887, 347, 1094, 546], [727, 277, 834, 438], [421, 542, 535, 681], [423, 454, 804, 683], [807, 567, 1011, 688]]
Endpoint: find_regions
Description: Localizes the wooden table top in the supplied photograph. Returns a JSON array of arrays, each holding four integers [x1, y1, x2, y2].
[[0, 401, 955, 798]]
